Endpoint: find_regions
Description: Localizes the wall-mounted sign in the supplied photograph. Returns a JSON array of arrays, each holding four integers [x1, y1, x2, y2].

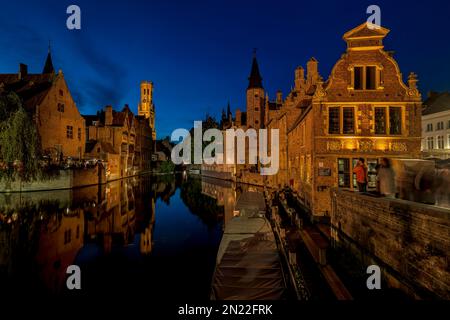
[[318, 168, 331, 176]]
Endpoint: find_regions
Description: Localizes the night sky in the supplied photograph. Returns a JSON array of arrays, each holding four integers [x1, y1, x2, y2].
[[1, 0, 449, 138]]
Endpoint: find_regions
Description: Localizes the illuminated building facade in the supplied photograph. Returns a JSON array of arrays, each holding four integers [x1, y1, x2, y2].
[[421, 92, 450, 159], [283, 22, 422, 219], [232, 22, 422, 219]]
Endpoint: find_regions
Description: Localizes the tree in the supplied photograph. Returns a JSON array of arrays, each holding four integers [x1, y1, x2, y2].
[[0, 92, 42, 184], [0, 91, 22, 122]]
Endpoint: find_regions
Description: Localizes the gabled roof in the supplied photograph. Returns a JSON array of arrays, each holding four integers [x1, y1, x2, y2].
[[0, 73, 55, 111], [343, 22, 390, 40], [422, 92, 450, 115]]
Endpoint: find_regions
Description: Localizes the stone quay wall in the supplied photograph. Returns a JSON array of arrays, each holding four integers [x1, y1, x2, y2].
[[330, 188, 450, 299]]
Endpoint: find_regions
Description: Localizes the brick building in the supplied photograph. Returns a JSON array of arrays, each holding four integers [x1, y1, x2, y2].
[[0, 51, 86, 160], [84, 105, 151, 179], [233, 22, 422, 220], [84, 81, 155, 180]]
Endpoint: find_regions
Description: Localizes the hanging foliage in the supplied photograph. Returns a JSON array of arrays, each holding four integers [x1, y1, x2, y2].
[[0, 92, 42, 183]]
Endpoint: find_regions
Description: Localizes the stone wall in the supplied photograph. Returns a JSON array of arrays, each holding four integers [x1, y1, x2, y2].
[[0, 167, 103, 192], [330, 188, 450, 299]]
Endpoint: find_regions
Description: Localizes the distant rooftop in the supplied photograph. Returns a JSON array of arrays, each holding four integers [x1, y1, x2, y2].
[[422, 92, 450, 115]]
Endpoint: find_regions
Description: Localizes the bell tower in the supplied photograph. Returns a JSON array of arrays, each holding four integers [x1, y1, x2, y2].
[[138, 81, 156, 139], [246, 51, 265, 129]]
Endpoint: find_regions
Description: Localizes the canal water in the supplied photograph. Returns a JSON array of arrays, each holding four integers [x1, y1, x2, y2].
[[0, 174, 241, 299]]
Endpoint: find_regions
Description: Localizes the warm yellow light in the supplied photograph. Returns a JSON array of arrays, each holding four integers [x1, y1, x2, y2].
[[345, 140, 357, 150], [377, 141, 388, 151]]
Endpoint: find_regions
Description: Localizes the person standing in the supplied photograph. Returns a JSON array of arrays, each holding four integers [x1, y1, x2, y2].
[[377, 158, 396, 198], [353, 158, 368, 192]]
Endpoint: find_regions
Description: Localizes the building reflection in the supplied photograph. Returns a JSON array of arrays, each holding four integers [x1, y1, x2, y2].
[[0, 173, 226, 295], [199, 175, 266, 228], [0, 175, 181, 294], [201, 176, 236, 227]]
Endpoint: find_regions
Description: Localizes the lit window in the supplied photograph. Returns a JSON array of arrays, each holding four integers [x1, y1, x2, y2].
[[66, 126, 73, 139], [426, 123, 433, 132], [437, 136, 444, 149], [338, 158, 351, 188], [328, 107, 340, 134], [343, 107, 355, 134], [374, 106, 402, 135], [329, 107, 355, 134], [375, 107, 387, 134], [389, 107, 402, 135], [437, 121, 444, 131], [427, 137, 434, 150]]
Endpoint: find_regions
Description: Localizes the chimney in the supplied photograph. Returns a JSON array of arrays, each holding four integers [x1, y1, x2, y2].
[[276, 90, 283, 104], [306, 58, 318, 83], [18, 63, 28, 79], [105, 105, 113, 126], [294, 66, 305, 90]]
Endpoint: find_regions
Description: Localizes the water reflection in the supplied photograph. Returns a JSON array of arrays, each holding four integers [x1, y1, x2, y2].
[[0, 174, 245, 298]]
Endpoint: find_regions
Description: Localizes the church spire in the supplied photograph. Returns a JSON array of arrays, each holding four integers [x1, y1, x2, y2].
[[42, 42, 55, 74], [247, 49, 263, 89]]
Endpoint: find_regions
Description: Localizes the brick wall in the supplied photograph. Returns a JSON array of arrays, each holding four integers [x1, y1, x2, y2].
[[37, 74, 86, 159], [330, 189, 450, 299]]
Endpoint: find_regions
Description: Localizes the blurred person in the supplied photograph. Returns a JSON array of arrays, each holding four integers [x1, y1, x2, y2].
[[435, 165, 450, 208], [414, 164, 436, 205], [377, 158, 396, 198], [353, 158, 368, 192]]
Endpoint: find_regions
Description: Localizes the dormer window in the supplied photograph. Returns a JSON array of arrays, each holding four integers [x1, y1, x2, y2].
[[351, 66, 378, 90]]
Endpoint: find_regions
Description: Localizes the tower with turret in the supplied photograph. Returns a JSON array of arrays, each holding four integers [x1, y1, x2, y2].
[[138, 81, 156, 139], [246, 52, 265, 129]]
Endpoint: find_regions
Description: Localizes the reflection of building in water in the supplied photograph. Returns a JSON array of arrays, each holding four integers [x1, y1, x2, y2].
[[84, 180, 136, 252], [0, 175, 160, 294], [201, 176, 236, 226], [35, 209, 84, 294], [154, 179, 177, 204]]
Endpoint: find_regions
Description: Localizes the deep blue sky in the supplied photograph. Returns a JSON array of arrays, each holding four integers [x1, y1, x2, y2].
[[1, 0, 449, 138]]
